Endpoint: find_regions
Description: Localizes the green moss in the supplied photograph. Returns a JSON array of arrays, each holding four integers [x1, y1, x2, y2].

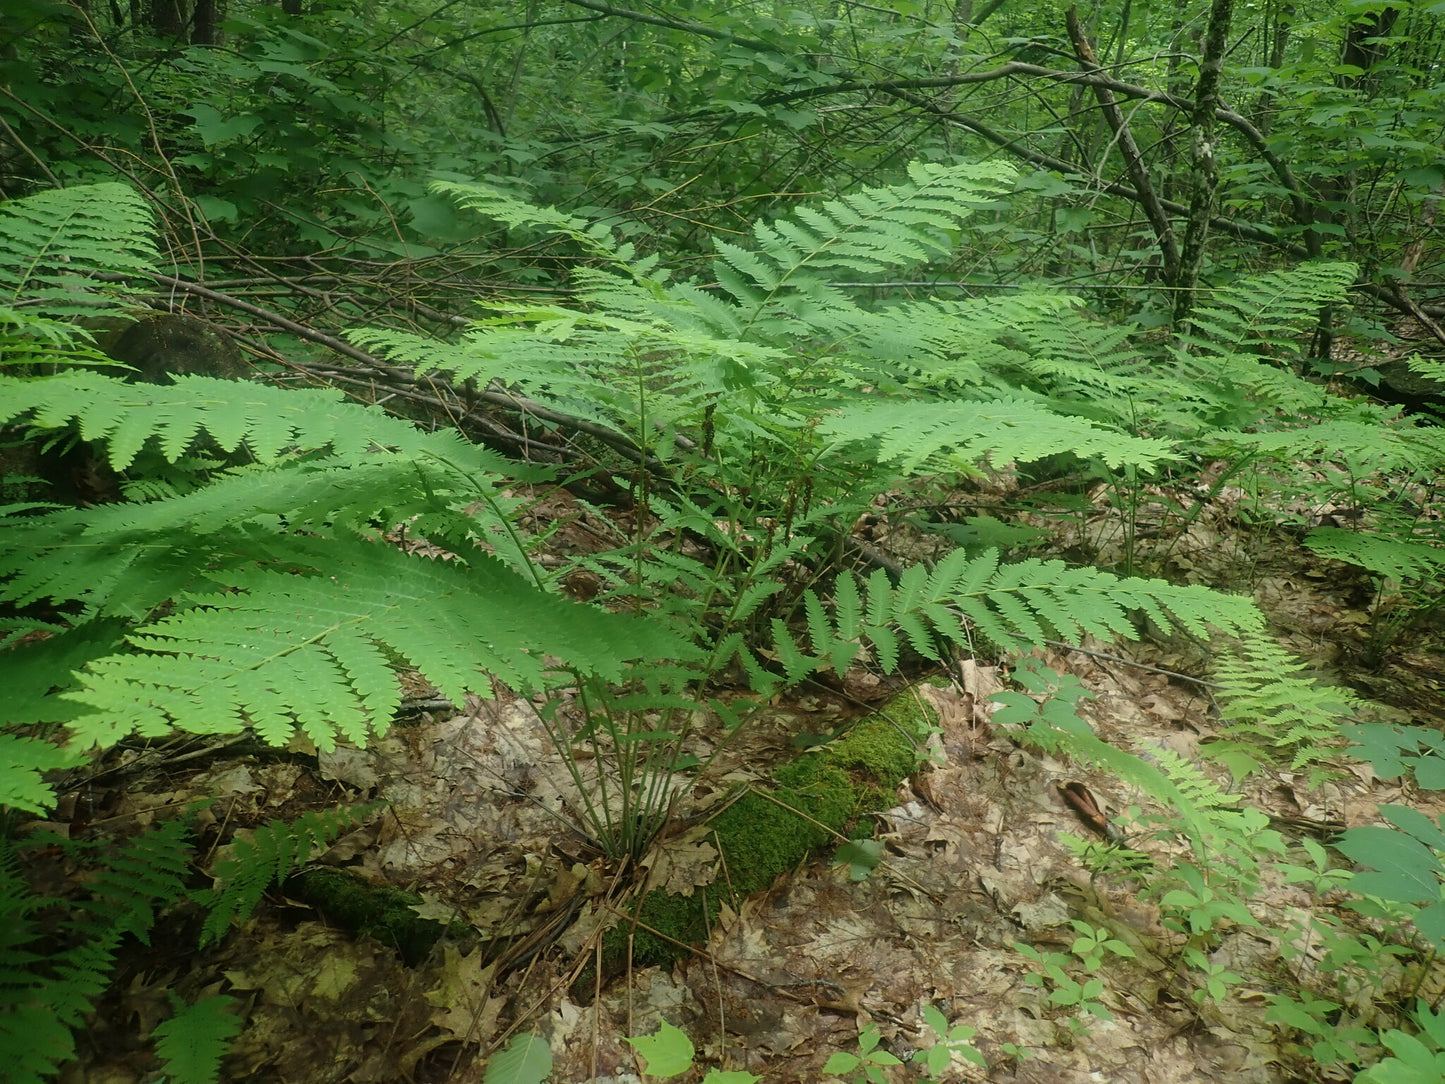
[[286, 867, 448, 965], [612, 687, 937, 974]]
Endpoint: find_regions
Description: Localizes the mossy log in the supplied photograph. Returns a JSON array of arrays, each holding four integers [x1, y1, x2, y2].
[[612, 688, 936, 975]]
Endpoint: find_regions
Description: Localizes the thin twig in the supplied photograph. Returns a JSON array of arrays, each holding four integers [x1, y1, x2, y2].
[[1043, 639, 1223, 688]]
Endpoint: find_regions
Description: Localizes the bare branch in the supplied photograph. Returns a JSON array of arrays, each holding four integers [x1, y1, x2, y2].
[[1066, 5, 1178, 284]]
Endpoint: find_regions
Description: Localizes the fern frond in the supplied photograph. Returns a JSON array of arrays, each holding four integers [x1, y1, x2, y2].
[[0, 820, 194, 1084], [62, 540, 695, 751], [0, 735, 81, 814], [1217, 418, 1441, 475], [81, 819, 194, 943], [796, 550, 1261, 676], [0, 848, 77, 1082], [430, 180, 637, 268], [199, 806, 376, 945], [0, 183, 157, 316], [818, 397, 1178, 472], [723, 161, 1014, 293], [0, 371, 521, 469], [1184, 263, 1356, 355], [1208, 630, 1359, 781], [153, 993, 242, 1084], [1305, 527, 1445, 584]]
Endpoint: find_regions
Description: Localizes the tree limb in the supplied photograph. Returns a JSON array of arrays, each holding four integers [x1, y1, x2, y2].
[[1066, 6, 1178, 284]]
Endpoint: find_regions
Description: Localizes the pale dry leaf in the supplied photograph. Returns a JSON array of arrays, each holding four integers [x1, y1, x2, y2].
[[642, 831, 720, 897], [426, 945, 501, 1041]]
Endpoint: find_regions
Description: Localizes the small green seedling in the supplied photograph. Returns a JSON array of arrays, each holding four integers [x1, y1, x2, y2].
[[913, 1004, 987, 1078], [823, 1024, 903, 1083]]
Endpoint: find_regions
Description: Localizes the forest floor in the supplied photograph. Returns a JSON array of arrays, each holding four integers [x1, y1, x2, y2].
[[54, 469, 1445, 1084]]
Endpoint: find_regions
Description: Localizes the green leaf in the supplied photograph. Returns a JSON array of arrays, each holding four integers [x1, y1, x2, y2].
[[1339, 826, 1442, 903], [832, 838, 884, 881], [483, 1032, 553, 1084], [823, 1051, 861, 1073], [1382, 805, 1445, 852], [1413, 902, 1445, 951], [625, 1020, 695, 1078]]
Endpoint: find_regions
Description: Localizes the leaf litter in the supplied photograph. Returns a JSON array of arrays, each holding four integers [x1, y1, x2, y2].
[[47, 492, 1445, 1083]]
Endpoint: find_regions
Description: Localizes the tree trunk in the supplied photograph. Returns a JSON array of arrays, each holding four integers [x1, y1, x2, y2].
[[1173, 0, 1234, 326]]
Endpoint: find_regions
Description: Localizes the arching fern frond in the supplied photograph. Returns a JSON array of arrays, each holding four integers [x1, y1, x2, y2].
[[783, 548, 1261, 679], [0, 183, 156, 316], [1218, 417, 1444, 474], [1, 624, 123, 812], [717, 160, 1015, 295], [1183, 262, 1356, 356], [0, 371, 519, 470], [1305, 527, 1445, 584], [430, 180, 655, 276], [62, 539, 695, 751], [818, 397, 1178, 472]]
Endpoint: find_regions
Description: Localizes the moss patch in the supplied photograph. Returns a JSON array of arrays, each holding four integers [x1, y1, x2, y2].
[[286, 867, 448, 965], [615, 689, 936, 974]]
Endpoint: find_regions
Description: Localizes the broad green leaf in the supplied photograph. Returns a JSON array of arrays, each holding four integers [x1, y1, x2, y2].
[[483, 1033, 553, 1084], [624, 1020, 694, 1078], [1339, 826, 1442, 903]]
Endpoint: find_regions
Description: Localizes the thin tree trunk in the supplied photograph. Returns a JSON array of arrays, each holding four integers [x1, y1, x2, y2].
[[1173, 0, 1234, 326]]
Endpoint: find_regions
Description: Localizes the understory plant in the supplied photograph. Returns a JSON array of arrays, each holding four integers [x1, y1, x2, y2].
[[350, 164, 1275, 856], [0, 167, 1427, 1079]]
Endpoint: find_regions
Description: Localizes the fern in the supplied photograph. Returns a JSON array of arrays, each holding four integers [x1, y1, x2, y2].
[[0, 370, 517, 469], [1305, 527, 1445, 584], [0, 819, 193, 1084], [61, 538, 692, 752], [0, 183, 157, 317], [1207, 631, 1360, 783], [152, 994, 242, 1084], [1182, 263, 1356, 357], [0, 735, 80, 815], [1132, 746, 1287, 904], [817, 397, 1178, 473], [718, 160, 1014, 291], [199, 806, 377, 945], [0, 363, 695, 763], [1218, 416, 1443, 475], [754, 548, 1263, 687]]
